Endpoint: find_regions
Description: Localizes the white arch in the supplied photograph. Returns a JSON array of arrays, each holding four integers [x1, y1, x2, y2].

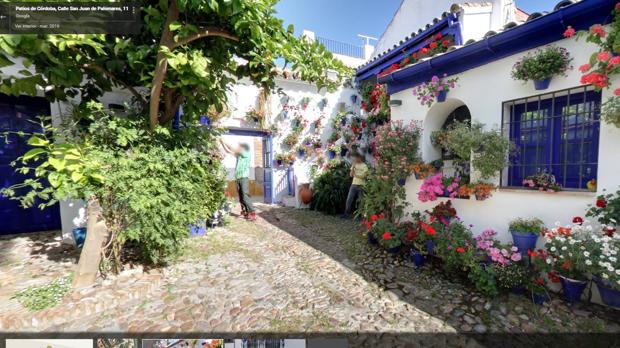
[[421, 98, 469, 162]]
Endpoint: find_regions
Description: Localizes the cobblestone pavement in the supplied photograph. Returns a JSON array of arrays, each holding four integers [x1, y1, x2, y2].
[[1, 205, 620, 346]]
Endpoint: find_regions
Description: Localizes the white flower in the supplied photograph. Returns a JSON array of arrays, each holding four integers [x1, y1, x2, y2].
[[562, 246, 567, 251], [584, 251, 590, 257], [603, 273, 609, 279], [610, 257, 617, 262], [608, 266, 614, 272], [586, 260, 592, 266], [546, 258, 552, 264], [551, 247, 557, 252], [616, 270, 620, 276]]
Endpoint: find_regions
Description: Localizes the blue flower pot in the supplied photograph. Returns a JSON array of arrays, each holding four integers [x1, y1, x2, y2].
[[340, 148, 349, 157], [199, 115, 210, 126], [398, 178, 406, 186], [441, 188, 451, 197], [387, 245, 402, 254], [350, 95, 358, 104], [72, 227, 87, 248], [298, 149, 306, 158], [534, 77, 552, 90], [511, 286, 525, 295], [425, 240, 436, 256], [276, 159, 283, 167], [511, 231, 538, 256], [327, 150, 336, 159], [189, 221, 206, 237], [341, 118, 347, 126], [532, 292, 550, 305], [368, 233, 378, 245], [411, 250, 425, 267], [437, 90, 448, 102], [594, 276, 620, 308], [560, 276, 588, 303]]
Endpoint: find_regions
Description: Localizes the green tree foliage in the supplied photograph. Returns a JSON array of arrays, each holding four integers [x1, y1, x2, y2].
[[0, 0, 351, 129]]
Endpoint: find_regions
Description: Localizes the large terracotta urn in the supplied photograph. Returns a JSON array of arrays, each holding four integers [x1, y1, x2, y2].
[[299, 183, 313, 204]]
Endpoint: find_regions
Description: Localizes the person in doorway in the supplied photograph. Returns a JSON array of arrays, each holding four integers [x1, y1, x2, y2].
[[341, 152, 368, 219], [219, 139, 256, 221]]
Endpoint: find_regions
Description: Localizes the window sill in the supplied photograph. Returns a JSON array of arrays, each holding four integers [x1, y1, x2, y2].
[[498, 188, 596, 197]]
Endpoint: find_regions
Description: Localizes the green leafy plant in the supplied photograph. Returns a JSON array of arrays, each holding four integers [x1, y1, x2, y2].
[[511, 45, 573, 82], [359, 170, 407, 223], [11, 275, 73, 311], [508, 217, 545, 234], [601, 95, 620, 128], [438, 121, 513, 180], [468, 264, 499, 297], [310, 160, 352, 215]]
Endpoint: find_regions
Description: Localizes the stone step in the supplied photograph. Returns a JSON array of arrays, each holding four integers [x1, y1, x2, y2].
[[0, 269, 163, 331]]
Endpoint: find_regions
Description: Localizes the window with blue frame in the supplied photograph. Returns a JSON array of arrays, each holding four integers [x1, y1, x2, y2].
[[501, 86, 601, 190]]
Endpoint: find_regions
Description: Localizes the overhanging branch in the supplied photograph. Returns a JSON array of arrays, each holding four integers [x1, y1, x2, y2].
[[172, 27, 239, 48], [83, 63, 147, 107]]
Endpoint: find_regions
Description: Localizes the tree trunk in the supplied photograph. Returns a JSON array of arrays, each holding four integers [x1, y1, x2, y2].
[[149, 0, 179, 130], [72, 196, 109, 289]]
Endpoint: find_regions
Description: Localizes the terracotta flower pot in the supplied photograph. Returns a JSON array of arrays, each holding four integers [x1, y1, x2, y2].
[[299, 183, 313, 204]]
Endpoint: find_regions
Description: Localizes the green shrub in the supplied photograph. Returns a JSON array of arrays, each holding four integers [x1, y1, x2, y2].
[[310, 160, 352, 215]]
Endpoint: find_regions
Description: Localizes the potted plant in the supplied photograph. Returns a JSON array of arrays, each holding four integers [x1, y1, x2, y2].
[[495, 262, 528, 294], [509, 217, 545, 256], [417, 173, 445, 202], [511, 45, 572, 90], [471, 182, 495, 201], [456, 184, 472, 199], [586, 189, 619, 233], [412, 75, 459, 107], [411, 163, 435, 180], [582, 227, 620, 308], [340, 145, 349, 157], [427, 200, 457, 226], [536, 221, 590, 303], [523, 172, 561, 192], [283, 133, 299, 148], [296, 145, 307, 158], [300, 96, 312, 110], [380, 224, 404, 254], [441, 176, 461, 198], [526, 274, 551, 305], [327, 144, 340, 160]]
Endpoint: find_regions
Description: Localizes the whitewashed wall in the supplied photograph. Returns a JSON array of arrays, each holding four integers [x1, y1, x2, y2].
[[390, 34, 620, 245], [220, 77, 357, 204], [372, 0, 515, 59]]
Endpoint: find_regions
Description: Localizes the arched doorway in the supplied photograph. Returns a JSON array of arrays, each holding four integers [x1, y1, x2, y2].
[[424, 101, 472, 182]]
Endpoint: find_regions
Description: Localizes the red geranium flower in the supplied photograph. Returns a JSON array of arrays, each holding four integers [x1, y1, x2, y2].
[[605, 227, 616, 237], [429, 42, 438, 49], [561, 260, 572, 270], [371, 214, 378, 222], [379, 213, 385, 220], [442, 39, 450, 47], [412, 52, 418, 59], [382, 232, 391, 240], [572, 216, 584, 225], [596, 199, 607, 208], [616, 2, 620, 10], [421, 47, 429, 54], [425, 225, 436, 236], [435, 33, 443, 40], [456, 247, 465, 253], [528, 249, 538, 258], [598, 51, 611, 62], [563, 26, 576, 38], [548, 272, 561, 283], [537, 277, 545, 285]]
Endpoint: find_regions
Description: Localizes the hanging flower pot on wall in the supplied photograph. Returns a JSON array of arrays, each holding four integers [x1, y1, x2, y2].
[[398, 178, 407, 186], [436, 90, 448, 103], [534, 77, 552, 90], [340, 147, 349, 157], [327, 150, 336, 159], [350, 95, 358, 104], [298, 149, 306, 158]]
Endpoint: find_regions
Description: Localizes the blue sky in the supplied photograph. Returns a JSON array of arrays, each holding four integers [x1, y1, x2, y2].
[[275, 0, 559, 46]]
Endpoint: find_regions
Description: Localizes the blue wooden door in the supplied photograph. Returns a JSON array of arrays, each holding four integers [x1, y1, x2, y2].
[[0, 94, 61, 235], [262, 136, 273, 204]]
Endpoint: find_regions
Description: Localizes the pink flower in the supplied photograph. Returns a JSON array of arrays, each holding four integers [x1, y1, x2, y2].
[[615, 88, 620, 96], [563, 26, 576, 38]]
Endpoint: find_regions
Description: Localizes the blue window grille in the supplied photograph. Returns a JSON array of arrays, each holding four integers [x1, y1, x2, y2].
[[501, 86, 601, 190]]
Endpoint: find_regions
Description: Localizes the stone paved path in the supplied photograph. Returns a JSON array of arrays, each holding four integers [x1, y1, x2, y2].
[[1, 205, 620, 346]]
